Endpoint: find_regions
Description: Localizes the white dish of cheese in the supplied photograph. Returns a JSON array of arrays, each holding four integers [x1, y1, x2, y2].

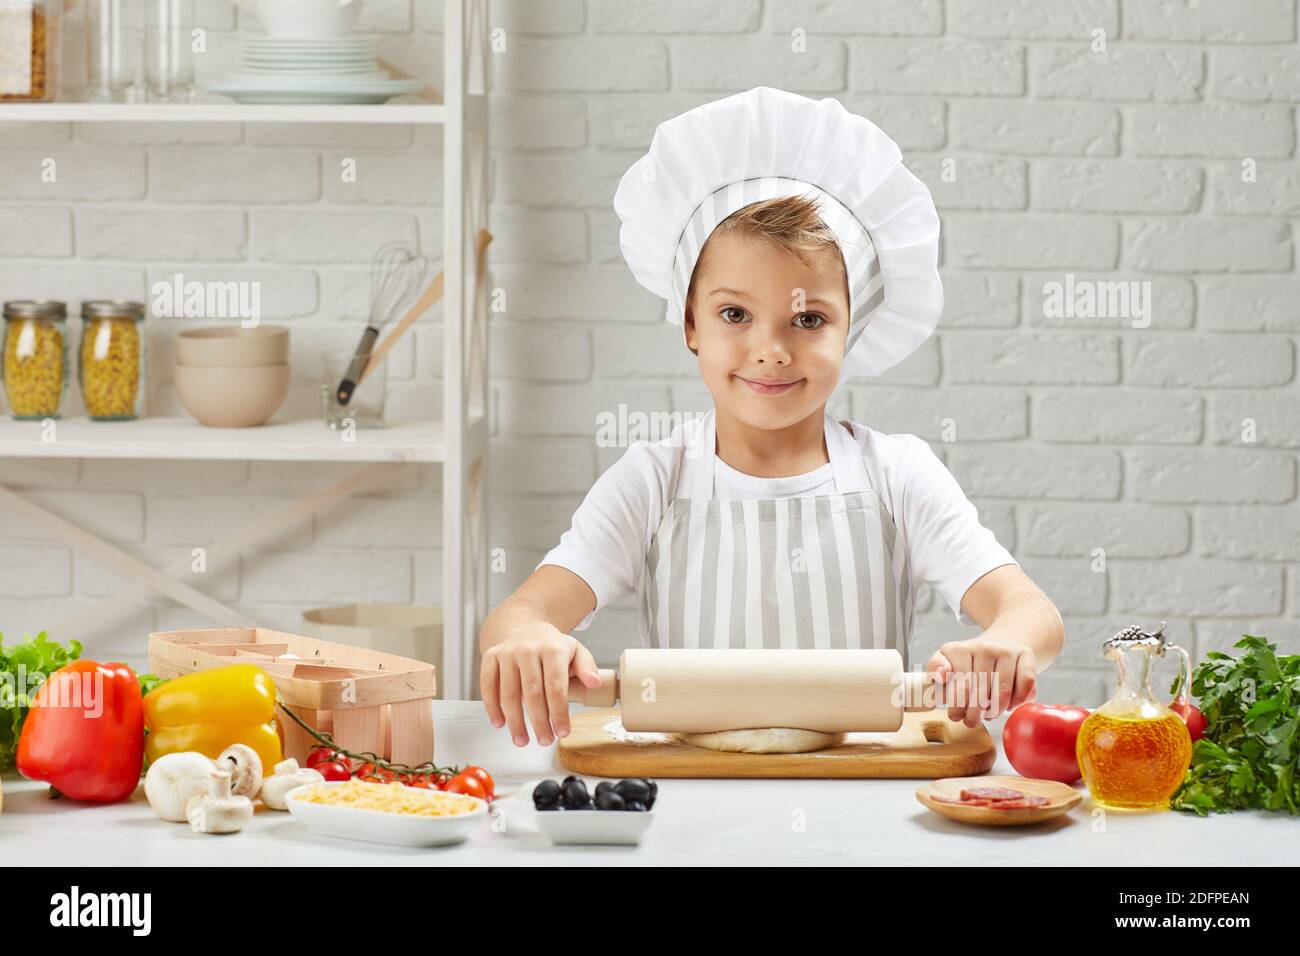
[[285, 779, 488, 847]]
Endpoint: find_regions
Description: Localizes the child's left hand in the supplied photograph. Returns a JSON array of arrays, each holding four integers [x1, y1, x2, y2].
[[924, 634, 1038, 727]]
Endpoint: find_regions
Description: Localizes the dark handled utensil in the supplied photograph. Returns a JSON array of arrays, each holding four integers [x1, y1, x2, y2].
[[336, 241, 428, 406], [336, 326, 380, 405]]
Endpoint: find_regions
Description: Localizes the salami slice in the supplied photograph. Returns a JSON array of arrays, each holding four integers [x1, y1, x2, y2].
[[932, 794, 997, 807], [959, 786, 1026, 801], [981, 795, 1051, 809], [932, 788, 1051, 810]]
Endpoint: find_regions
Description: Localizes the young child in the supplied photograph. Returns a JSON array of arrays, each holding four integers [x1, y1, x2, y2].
[[480, 87, 1063, 746]]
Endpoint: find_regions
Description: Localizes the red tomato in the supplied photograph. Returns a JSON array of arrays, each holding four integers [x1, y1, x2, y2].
[[1002, 702, 1090, 783], [461, 765, 495, 800], [1170, 696, 1207, 742], [444, 772, 487, 800], [317, 760, 352, 782], [308, 748, 348, 771]]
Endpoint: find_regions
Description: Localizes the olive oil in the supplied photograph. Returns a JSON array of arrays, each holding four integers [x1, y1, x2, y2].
[[1077, 710, 1191, 810], [1079, 623, 1195, 811]]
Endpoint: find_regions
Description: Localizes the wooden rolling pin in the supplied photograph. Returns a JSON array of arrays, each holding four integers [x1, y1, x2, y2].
[[567, 649, 938, 734]]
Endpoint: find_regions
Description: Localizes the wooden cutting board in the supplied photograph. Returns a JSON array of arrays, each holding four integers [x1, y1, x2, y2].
[[557, 708, 997, 779]]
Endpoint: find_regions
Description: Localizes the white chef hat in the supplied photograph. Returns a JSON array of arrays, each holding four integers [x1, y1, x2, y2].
[[613, 86, 942, 383]]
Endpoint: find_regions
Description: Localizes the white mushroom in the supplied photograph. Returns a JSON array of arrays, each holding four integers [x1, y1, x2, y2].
[[185, 768, 254, 835], [259, 758, 325, 811], [216, 743, 263, 799], [144, 752, 219, 823]]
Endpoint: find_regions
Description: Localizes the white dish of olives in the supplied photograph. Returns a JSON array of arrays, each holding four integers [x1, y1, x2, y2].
[[530, 776, 656, 846]]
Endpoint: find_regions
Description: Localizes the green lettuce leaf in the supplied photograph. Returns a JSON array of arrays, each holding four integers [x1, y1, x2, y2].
[[0, 631, 83, 771]]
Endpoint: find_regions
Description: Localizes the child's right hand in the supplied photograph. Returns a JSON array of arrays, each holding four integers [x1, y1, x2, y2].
[[479, 621, 604, 747]]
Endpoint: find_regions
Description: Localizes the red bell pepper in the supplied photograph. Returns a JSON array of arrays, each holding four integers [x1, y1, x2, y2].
[[16, 660, 145, 802]]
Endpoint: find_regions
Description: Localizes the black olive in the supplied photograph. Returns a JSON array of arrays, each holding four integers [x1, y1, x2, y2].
[[532, 779, 561, 810], [624, 799, 648, 812], [593, 781, 615, 798], [595, 790, 626, 811], [561, 779, 591, 810], [561, 775, 580, 786], [614, 778, 651, 803], [647, 779, 658, 799]]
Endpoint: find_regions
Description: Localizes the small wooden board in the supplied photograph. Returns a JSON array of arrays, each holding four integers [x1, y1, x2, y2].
[[557, 708, 997, 779]]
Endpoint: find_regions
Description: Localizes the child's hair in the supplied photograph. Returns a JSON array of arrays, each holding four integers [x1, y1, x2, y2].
[[684, 193, 846, 353]]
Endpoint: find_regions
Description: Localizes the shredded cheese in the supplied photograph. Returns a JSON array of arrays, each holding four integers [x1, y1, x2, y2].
[[292, 780, 481, 817]]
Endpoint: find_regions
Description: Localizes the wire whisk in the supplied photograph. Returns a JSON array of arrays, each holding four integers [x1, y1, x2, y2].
[[336, 241, 430, 405]]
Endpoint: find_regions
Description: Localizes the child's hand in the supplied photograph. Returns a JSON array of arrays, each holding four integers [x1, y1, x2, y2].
[[924, 634, 1038, 727], [479, 620, 603, 747]]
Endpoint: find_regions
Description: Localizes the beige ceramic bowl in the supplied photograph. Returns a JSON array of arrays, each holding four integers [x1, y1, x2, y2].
[[175, 363, 290, 427], [176, 325, 290, 367]]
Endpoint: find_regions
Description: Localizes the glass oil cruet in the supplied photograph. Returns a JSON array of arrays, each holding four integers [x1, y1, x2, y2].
[[1076, 622, 1194, 810]]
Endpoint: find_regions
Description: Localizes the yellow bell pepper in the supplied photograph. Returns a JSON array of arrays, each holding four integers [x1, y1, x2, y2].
[[144, 663, 282, 773]]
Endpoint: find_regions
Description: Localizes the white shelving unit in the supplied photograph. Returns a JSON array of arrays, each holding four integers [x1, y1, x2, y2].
[[0, 102, 447, 123], [0, 0, 491, 700], [0, 416, 486, 463]]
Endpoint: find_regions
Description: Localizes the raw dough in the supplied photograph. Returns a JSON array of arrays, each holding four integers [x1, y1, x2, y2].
[[674, 727, 846, 754]]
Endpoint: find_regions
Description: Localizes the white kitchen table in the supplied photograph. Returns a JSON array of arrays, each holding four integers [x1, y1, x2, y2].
[[0, 701, 1290, 866]]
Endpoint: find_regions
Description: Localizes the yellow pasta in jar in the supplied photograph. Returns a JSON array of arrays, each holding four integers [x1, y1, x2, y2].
[[291, 779, 481, 816], [2, 303, 67, 419], [80, 316, 142, 419]]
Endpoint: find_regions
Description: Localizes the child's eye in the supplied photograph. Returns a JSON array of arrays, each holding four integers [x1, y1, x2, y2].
[[720, 307, 748, 324], [794, 313, 825, 330]]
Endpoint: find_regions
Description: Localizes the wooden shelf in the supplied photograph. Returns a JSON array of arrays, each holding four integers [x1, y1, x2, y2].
[[0, 101, 446, 125], [0, 415, 486, 463]]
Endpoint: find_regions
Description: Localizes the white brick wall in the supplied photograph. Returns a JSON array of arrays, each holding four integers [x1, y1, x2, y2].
[[0, 1, 1295, 707]]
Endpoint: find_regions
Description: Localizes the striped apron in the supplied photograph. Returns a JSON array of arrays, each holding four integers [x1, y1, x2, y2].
[[640, 410, 912, 665]]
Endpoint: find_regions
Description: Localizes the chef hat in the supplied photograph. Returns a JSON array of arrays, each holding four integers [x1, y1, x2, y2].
[[613, 86, 943, 382]]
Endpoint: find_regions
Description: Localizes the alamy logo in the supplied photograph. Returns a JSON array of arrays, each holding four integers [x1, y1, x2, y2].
[[1041, 273, 1151, 328], [1, 668, 102, 718], [150, 272, 262, 328], [49, 886, 151, 936], [594, 405, 709, 455]]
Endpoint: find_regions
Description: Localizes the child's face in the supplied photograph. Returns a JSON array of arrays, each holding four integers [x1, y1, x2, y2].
[[685, 230, 850, 430]]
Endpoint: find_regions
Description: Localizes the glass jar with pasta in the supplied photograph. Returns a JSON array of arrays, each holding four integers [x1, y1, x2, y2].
[[2, 300, 68, 419], [79, 300, 146, 420]]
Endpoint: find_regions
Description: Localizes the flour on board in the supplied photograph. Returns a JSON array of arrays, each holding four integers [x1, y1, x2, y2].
[[602, 718, 671, 745]]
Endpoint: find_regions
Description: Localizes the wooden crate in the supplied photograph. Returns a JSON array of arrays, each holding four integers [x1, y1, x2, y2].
[[149, 627, 437, 768]]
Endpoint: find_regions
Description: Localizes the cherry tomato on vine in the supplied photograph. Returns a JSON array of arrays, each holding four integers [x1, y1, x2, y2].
[[460, 765, 495, 800], [444, 772, 487, 800], [317, 760, 352, 782], [307, 747, 347, 770]]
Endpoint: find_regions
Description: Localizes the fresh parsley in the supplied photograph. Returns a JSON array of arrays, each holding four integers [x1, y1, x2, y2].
[[1171, 634, 1299, 816]]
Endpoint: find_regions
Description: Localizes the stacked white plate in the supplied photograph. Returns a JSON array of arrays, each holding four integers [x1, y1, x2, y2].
[[203, 36, 422, 104]]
